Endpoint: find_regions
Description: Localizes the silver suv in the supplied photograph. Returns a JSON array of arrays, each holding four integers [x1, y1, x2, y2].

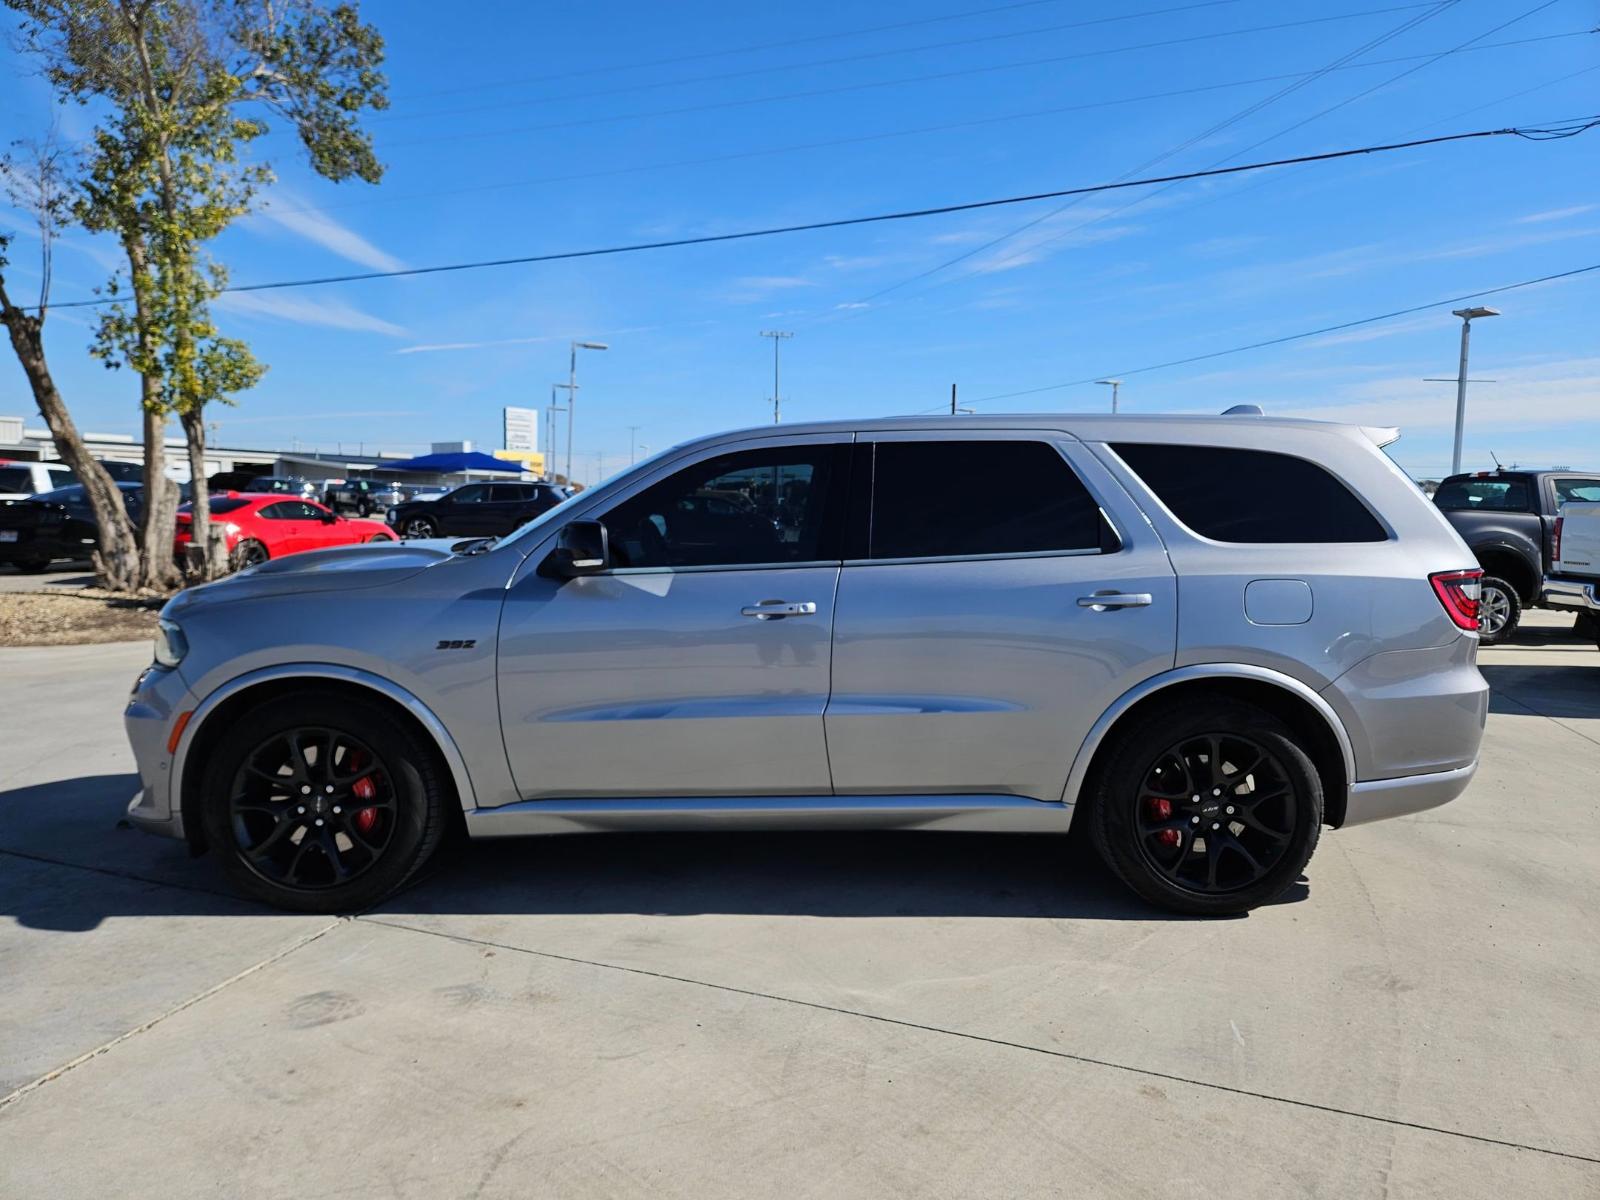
[[125, 415, 1488, 916]]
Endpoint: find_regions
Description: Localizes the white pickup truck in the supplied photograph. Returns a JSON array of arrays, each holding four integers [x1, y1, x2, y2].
[[1545, 501, 1600, 647]]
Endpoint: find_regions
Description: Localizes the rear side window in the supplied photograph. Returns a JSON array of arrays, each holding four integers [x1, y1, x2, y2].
[[1113, 443, 1387, 543], [867, 440, 1105, 559], [1553, 478, 1600, 506], [1433, 477, 1531, 512]]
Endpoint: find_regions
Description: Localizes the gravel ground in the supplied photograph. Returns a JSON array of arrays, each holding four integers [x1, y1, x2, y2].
[[0, 591, 163, 647]]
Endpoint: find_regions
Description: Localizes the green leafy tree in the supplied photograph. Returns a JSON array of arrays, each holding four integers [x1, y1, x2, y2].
[[6, 0, 388, 583]]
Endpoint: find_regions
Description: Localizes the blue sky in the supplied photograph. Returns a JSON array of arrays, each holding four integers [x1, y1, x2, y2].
[[2, 0, 1597, 483]]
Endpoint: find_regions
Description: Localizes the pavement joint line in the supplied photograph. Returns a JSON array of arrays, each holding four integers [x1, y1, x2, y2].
[[0, 846, 239, 904], [1491, 689, 1600, 750], [359, 915, 1600, 1168], [0, 918, 347, 1112]]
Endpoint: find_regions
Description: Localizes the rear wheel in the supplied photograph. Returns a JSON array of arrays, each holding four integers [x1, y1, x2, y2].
[[230, 539, 269, 570], [402, 515, 437, 539], [1476, 575, 1520, 645], [200, 694, 450, 912], [1088, 697, 1322, 916]]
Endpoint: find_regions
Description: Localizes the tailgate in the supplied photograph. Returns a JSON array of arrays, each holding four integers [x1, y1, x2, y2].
[[1556, 502, 1600, 577]]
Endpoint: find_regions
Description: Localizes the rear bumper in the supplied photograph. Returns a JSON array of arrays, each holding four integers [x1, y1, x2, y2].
[[1542, 576, 1600, 613], [1341, 760, 1477, 826]]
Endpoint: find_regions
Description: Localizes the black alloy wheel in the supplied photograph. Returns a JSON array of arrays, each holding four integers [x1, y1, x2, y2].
[[402, 515, 437, 539], [227, 727, 398, 892], [1088, 697, 1322, 916], [1133, 732, 1295, 894], [232, 539, 269, 569]]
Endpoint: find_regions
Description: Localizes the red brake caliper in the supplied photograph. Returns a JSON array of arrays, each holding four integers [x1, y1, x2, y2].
[[347, 749, 380, 834], [1146, 796, 1180, 847]]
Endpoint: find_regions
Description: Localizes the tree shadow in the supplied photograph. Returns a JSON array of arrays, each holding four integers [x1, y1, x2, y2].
[[1482, 663, 1600, 721], [1, 773, 1307, 931]]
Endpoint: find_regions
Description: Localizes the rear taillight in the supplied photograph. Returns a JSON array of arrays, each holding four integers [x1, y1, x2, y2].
[[1430, 568, 1483, 632], [1553, 516, 1564, 564]]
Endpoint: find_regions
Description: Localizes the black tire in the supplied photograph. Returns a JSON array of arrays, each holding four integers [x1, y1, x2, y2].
[[401, 515, 437, 539], [1476, 575, 1521, 645], [1087, 697, 1322, 917], [230, 539, 270, 571], [199, 693, 450, 913]]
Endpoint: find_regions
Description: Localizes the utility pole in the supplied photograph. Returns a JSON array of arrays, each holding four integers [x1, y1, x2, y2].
[[950, 383, 958, 415], [627, 425, 641, 464], [1444, 307, 1499, 474], [547, 383, 569, 483], [594, 449, 605, 486], [760, 330, 793, 423]]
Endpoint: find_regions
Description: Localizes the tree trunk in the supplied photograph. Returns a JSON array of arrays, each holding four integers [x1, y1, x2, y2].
[[122, 233, 183, 591], [0, 275, 142, 591], [179, 409, 227, 579]]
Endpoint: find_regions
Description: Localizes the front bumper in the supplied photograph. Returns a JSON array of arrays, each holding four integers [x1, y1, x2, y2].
[[123, 664, 197, 842], [1341, 760, 1477, 826], [1542, 576, 1600, 613]]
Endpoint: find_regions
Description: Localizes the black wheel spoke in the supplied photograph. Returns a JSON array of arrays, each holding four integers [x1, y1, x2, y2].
[[244, 817, 298, 860]]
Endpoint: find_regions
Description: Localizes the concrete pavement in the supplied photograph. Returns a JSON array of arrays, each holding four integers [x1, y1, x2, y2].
[[2, 615, 1597, 1197]]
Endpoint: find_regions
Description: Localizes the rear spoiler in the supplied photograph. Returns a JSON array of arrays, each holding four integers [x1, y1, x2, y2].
[[1360, 426, 1401, 448]]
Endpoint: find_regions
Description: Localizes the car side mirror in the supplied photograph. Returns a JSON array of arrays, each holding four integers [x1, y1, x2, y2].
[[320, 510, 338, 524], [540, 520, 609, 579]]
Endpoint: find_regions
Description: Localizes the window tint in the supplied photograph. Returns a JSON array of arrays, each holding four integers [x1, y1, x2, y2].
[[1114, 443, 1387, 543], [46, 466, 78, 487], [867, 440, 1104, 559], [184, 496, 250, 515], [259, 502, 301, 520], [602, 445, 844, 569], [489, 484, 531, 502], [0, 467, 34, 493], [1554, 478, 1600, 506], [1432, 477, 1531, 513], [450, 485, 489, 504]]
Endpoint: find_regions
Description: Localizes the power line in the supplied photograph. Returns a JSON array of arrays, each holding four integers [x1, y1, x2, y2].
[[41, 120, 1596, 313], [962, 263, 1600, 405], [370, 4, 1459, 151], [370, 2, 1440, 128], [259, 30, 1589, 221], [836, 0, 1462, 310]]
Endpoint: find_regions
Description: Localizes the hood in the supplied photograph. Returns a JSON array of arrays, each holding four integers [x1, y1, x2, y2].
[[165, 539, 461, 613]]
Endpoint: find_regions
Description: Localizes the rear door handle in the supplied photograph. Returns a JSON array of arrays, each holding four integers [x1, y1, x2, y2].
[[1077, 592, 1153, 611], [741, 600, 818, 620]]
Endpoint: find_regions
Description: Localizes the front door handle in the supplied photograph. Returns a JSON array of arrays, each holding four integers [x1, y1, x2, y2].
[[1077, 591, 1153, 611], [741, 600, 818, 620]]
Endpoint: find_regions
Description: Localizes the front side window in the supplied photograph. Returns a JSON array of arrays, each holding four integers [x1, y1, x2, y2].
[[866, 440, 1105, 559], [1554, 478, 1600, 506], [1432, 477, 1531, 512], [258, 502, 297, 520], [450, 485, 489, 504], [601, 444, 844, 569], [1113, 443, 1387, 543]]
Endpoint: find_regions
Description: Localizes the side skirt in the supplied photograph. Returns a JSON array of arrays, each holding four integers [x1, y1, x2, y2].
[[465, 794, 1074, 837]]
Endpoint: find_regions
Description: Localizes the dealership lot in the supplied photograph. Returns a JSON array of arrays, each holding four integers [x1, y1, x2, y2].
[[1, 614, 1597, 1198]]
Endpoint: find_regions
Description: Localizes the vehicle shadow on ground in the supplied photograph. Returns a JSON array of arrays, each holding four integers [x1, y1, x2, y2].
[[1482, 663, 1600, 720], [0, 774, 1307, 929]]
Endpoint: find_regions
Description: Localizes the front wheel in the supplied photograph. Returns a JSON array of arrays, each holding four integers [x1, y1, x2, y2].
[[402, 516, 437, 539], [1476, 575, 1521, 645], [1087, 697, 1322, 916], [199, 693, 450, 912], [230, 539, 269, 571]]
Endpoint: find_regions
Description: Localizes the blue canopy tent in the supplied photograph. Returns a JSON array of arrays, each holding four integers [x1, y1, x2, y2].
[[380, 451, 523, 475]]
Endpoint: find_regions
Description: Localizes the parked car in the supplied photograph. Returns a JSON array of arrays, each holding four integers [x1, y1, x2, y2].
[[174, 494, 396, 569], [243, 475, 320, 500], [1544, 499, 1600, 647], [0, 459, 76, 501], [321, 477, 423, 517], [385, 480, 566, 539], [0, 482, 144, 571], [126, 415, 1487, 917], [1432, 468, 1600, 643]]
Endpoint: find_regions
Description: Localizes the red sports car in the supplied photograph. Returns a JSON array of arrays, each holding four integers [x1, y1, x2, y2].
[[175, 494, 396, 569]]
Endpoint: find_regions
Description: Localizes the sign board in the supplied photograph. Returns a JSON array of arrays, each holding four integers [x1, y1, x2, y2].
[[503, 406, 538, 454], [494, 449, 544, 476]]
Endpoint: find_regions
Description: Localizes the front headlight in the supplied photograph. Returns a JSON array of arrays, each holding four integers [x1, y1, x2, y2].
[[153, 618, 188, 669], [386, 508, 397, 524]]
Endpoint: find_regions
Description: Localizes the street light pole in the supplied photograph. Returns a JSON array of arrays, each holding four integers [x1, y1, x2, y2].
[[760, 330, 793, 423], [566, 340, 609, 488], [627, 425, 641, 464], [1448, 307, 1499, 475], [1096, 379, 1122, 413]]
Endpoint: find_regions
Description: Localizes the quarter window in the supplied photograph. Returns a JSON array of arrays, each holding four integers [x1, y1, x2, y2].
[[866, 440, 1105, 559], [1113, 443, 1387, 543], [601, 445, 845, 569]]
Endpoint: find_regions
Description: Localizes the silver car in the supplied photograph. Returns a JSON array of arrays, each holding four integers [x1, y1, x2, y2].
[[125, 415, 1488, 916]]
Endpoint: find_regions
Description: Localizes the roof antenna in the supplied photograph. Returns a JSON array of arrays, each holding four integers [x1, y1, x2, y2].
[[1488, 450, 1503, 470]]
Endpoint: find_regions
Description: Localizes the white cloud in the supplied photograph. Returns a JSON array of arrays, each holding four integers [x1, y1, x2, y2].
[[1515, 205, 1597, 224], [1300, 314, 1445, 349], [217, 290, 406, 336], [252, 193, 405, 272]]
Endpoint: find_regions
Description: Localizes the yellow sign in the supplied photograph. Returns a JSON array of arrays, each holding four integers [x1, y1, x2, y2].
[[493, 449, 545, 475]]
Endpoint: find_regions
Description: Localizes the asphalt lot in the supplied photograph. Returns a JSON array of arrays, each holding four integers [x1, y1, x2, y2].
[[0, 564, 97, 593], [1, 612, 1597, 1198]]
